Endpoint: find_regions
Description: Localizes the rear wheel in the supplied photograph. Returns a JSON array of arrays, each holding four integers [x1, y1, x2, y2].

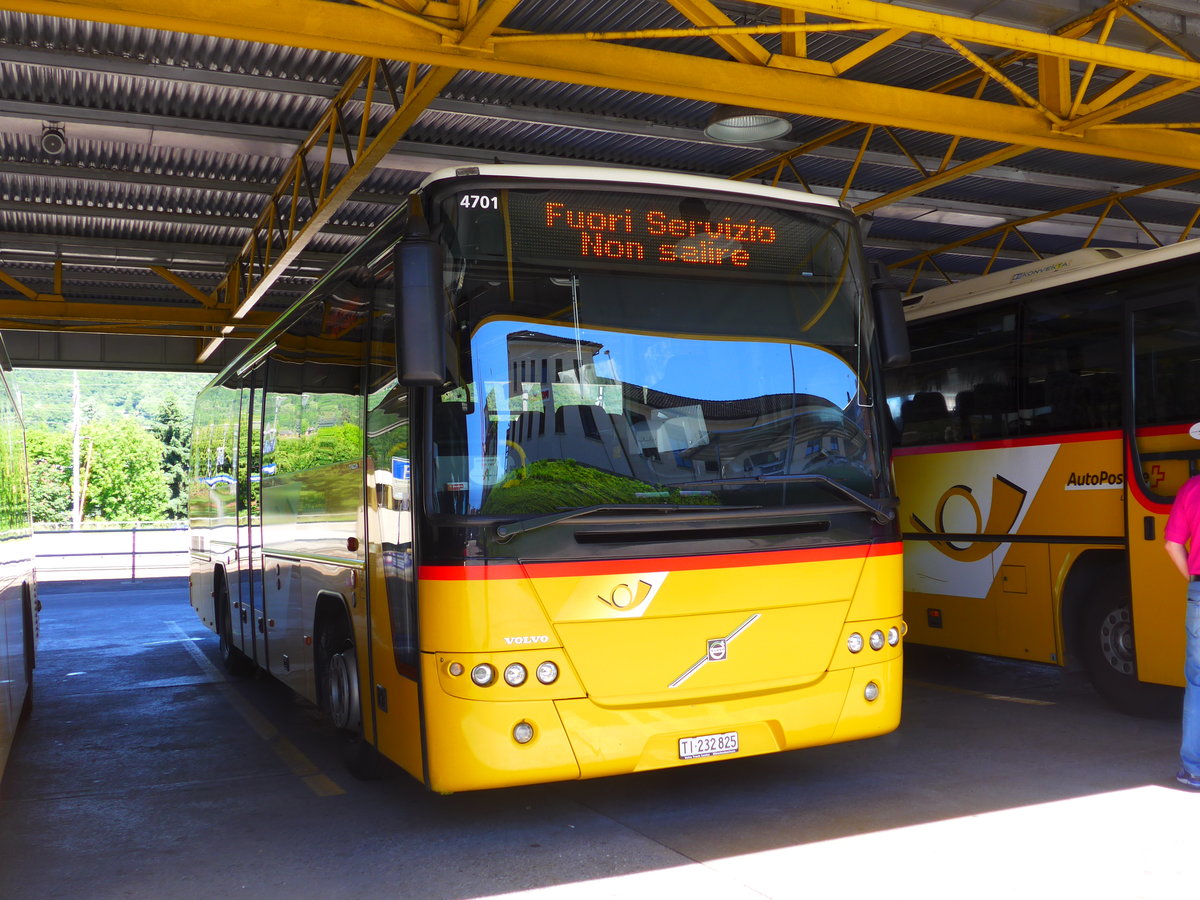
[[215, 575, 254, 677], [1079, 590, 1179, 717]]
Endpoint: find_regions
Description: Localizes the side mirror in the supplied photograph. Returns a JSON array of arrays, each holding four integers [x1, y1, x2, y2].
[[870, 263, 910, 367], [394, 227, 446, 387]]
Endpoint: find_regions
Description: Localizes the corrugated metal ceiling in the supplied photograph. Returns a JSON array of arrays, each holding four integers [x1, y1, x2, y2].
[[1, 0, 1199, 369]]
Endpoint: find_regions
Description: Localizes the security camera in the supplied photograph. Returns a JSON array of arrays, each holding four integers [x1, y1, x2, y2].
[[40, 125, 66, 156]]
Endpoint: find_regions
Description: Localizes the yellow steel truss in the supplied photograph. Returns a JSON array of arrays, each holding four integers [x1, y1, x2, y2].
[[896, 171, 1200, 292], [5, 0, 1200, 346], [11, 0, 1196, 162]]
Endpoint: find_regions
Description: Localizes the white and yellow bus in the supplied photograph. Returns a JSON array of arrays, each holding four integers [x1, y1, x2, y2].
[[0, 337, 38, 788], [189, 165, 909, 792], [888, 240, 1200, 713]]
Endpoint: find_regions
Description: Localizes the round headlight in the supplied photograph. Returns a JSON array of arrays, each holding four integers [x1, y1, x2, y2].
[[513, 721, 535, 744], [869, 630, 885, 651], [504, 663, 527, 687], [470, 663, 496, 687], [536, 661, 559, 684], [864, 681, 880, 702], [448, 662, 464, 677], [847, 632, 864, 653], [887, 626, 901, 647]]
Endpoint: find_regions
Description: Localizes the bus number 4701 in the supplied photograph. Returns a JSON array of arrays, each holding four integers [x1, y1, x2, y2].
[[460, 194, 498, 209]]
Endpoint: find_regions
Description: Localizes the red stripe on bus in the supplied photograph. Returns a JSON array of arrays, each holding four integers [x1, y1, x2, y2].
[[892, 429, 1121, 457], [1135, 424, 1194, 439], [419, 541, 902, 581]]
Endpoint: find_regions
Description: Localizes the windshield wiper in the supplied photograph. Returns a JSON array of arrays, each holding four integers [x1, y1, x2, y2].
[[494, 503, 757, 542], [685, 474, 896, 525]]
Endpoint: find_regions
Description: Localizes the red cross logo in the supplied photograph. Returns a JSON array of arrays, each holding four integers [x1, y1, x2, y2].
[[1147, 465, 1166, 488]]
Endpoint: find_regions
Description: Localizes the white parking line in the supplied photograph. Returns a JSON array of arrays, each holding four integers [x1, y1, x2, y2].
[[167, 621, 344, 797]]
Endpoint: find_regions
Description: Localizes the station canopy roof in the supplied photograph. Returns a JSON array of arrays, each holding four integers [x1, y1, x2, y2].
[[2, 0, 1199, 370]]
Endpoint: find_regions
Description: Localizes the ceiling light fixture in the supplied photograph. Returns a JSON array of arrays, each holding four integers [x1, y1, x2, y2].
[[703, 105, 790, 144]]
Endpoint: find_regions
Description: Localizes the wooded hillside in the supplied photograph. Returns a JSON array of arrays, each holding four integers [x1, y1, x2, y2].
[[10, 369, 211, 524], [11, 370, 210, 430]]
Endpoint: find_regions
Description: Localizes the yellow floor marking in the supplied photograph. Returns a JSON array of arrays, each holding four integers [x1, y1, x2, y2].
[[907, 678, 1056, 706], [168, 622, 345, 797]]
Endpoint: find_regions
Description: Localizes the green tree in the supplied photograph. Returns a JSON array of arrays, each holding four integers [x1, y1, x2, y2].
[[479, 459, 720, 515], [82, 419, 171, 522], [152, 396, 190, 520], [28, 419, 173, 524], [273, 423, 363, 474], [26, 429, 72, 524]]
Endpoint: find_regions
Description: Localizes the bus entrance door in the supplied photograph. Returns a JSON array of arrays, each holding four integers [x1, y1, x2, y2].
[[234, 366, 267, 667], [1125, 296, 1200, 687]]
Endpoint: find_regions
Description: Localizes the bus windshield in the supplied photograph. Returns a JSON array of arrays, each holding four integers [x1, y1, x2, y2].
[[428, 182, 883, 517]]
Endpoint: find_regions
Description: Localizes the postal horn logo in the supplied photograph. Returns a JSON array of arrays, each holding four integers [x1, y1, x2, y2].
[[597, 578, 661, 612], [910, 474, 1027, 561], [597, 573, 672, 619]]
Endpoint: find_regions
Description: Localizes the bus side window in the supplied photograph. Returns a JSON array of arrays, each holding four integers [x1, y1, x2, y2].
[[215, 386, 237, 480], [899, 391, 950, 444], [891, 304, 1018, 446], [1023, 290, 1122, 435]]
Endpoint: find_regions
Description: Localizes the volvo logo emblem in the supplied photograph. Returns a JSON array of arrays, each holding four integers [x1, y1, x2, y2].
[[669, 614, 760, 688]]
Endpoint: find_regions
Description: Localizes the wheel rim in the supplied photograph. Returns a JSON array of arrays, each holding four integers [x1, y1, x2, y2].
[[1098, 605, 1135, 676], [327, 646, 359, 731]]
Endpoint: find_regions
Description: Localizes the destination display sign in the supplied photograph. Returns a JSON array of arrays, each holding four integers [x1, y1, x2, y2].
[[448, 187, 828, 275]]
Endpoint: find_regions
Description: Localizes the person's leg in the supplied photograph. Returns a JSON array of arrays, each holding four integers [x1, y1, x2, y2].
[[1179, 584, 1200, 781]]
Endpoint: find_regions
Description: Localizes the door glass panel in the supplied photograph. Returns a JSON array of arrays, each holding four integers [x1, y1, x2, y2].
[[1134, 298, 1200, 430], [368, 380, 415, 671], [367, 296, 415, 673], [1132, 296, 1200, 499], [237, 366, 265, 660]]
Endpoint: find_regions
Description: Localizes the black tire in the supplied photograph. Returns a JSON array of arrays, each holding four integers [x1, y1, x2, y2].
[[1079, 590, 1179, 718], [316, 613, 390, 779], [215, 576, 255, 677]]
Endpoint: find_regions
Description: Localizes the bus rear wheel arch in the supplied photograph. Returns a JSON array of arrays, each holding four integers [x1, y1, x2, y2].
[[1076, 582, 1178, 718], [214, 569, 254, 677]]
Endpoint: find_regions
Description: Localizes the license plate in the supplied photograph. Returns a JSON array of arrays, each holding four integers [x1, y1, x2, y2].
[[678, 731, 738, 760]]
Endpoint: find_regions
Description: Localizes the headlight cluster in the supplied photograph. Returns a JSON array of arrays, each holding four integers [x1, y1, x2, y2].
[[450, 659, 560, 688], [847, 626, 901, 654], [446, 659, 560, 747]]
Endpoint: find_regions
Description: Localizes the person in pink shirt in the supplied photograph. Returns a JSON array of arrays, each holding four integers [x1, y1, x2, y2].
[[1164, 473, 1200, 788]]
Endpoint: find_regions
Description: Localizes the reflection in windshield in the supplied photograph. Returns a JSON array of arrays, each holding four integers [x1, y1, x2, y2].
[[434, 313, 879, 515], [429, 184, 881, 517]]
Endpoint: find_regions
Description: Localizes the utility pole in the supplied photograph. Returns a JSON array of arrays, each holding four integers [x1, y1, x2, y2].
[[71, 371, 84, 529]]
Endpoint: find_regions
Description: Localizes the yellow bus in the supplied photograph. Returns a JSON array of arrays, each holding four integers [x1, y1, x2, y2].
[[0, 337, 38, 788], [189, 165, 909, 792], [888, 240, 1200, 714]]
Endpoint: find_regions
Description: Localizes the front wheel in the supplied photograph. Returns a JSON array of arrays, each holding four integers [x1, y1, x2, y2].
[[1079, 592, 1178, 718], [317, 616, 391, 779]]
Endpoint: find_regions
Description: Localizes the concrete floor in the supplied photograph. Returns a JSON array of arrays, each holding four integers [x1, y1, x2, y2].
[[0, 577, 1191, 900]]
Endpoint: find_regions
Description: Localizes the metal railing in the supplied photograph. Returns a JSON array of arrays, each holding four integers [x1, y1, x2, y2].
[[34, 523, 189, 580]]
